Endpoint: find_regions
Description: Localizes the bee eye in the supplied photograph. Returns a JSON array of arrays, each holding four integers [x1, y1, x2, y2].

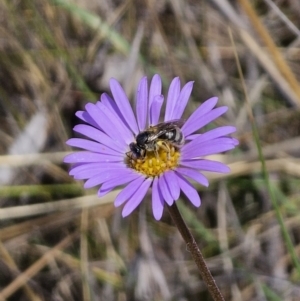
[[129, 142, 135, 151], [129, 143, 142, 159]]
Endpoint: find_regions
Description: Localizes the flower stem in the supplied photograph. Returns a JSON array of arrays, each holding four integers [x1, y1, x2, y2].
[[167, 202, 225, 301]]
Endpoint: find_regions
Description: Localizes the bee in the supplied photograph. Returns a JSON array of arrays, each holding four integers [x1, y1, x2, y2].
[[128, 119, 185, 160]]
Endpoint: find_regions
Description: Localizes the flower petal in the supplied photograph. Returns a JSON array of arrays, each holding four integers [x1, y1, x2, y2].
[[182, 106, 228, 137], [165, 77, 180, 121], [109, 78, 139, 134], [152, 177, 164, 220], [85, 103, 128, 142], [149, 74, 162, 112], [122, 178, 152, 217], [72, 167, 124, 180], [84, 169, 135, 188], [66, 138, 122, 156], [64, 150, 122, 164], [232, 138, 239, 146], [182, 138, 236, 159], [100, 93, 129, 130], [96, 101, 134, 144], [99, 94, 133, 142], [98, 172, 142, 197], [114, 176, 146, 206], [69, 163, 98, 177], [171, 81, 194, 120], [181, 97, 218, 135], [150, 95, 164, 126], [69, 162, 123, 175], [183, 126, 236, 149], [175, 167, 209, 187], [180, 159, 230, 173], [158, 175, 173, 206], [164, 171, 180, 201], [136, 76, 148, 131], [185, 134, 200, 141], [75, 111, 100, 129], [73, 124, 124, 152], [176, 173, 201, 207]]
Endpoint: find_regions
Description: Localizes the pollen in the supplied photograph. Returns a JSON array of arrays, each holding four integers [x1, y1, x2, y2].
[[127, 145, 181, 177]]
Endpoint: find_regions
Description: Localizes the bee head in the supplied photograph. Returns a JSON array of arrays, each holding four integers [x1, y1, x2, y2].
[[129, 142, 145, 159]]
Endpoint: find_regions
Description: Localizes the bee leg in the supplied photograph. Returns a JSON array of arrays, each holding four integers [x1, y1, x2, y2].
[[157, 141, 171, 160], [154, 145, 159, 160], [165, 143, 171, 160]]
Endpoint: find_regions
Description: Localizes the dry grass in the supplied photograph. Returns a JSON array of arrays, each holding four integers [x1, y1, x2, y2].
[[0, 0, 300, 300]]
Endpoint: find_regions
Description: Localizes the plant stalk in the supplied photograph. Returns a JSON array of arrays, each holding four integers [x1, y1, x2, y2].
[[167, 202, 225, 301]]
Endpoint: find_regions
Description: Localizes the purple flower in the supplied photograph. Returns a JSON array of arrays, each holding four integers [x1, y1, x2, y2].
[[64, 75, 238, 220]]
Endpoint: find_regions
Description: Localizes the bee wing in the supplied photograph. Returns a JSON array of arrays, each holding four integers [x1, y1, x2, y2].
[[147, 119, 185, 142], [145, 131, 165, 142], [154, 119, 185, 130]]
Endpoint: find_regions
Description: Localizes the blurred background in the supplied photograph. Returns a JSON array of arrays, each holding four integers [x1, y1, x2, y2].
[[1, 0, 300, 300]]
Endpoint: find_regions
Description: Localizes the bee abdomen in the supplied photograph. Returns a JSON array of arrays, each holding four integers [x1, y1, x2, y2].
[[174, 129, 184, 145], [160, 128, 184, 146]]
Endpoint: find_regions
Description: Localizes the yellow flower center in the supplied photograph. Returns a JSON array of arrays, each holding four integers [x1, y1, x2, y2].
[[126, 145, 181, 177]]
